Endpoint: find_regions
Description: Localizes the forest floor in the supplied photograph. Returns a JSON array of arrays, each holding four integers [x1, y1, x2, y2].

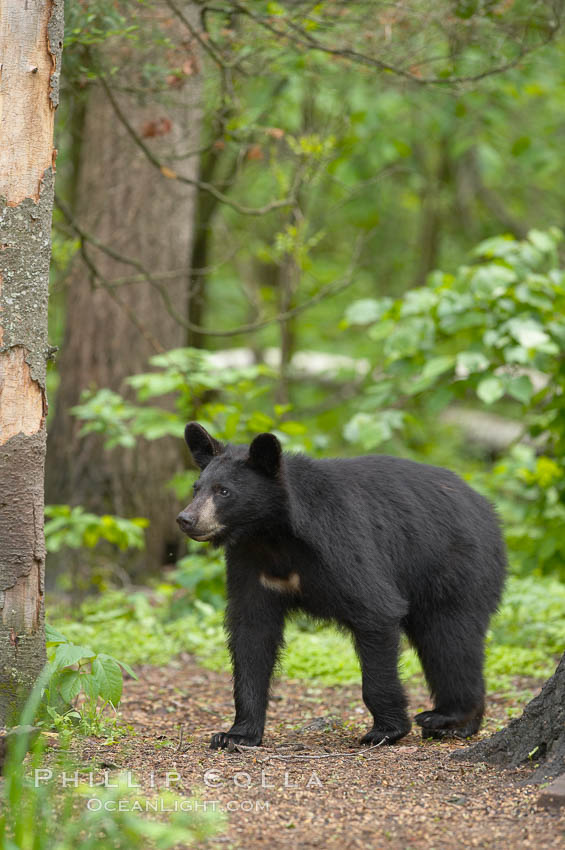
[[74, 655, 565, 850]]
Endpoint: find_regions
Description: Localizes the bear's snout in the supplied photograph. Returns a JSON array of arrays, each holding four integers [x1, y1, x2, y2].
[[176, 511, 196, 534]]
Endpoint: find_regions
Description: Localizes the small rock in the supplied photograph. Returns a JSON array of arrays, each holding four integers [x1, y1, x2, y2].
[[299, 716, 341, 733], [446, 795, 468, 805], [538, 773, 565, 810]]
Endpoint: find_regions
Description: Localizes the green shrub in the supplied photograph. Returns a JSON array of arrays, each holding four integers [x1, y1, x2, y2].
[[0, 667, 222, 849], [45, 506, 148, 553], [343, 228, 565, 578], [44, 623, 137, 731]]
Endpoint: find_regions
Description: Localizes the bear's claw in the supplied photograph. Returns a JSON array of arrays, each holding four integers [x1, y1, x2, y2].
[[210, 731, 262, 750]]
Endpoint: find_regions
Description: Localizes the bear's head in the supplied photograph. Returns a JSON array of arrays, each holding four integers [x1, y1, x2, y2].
[[176, 422, 286, 545]]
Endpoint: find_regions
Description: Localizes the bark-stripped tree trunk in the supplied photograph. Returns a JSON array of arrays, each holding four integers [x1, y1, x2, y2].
[[454, 652, 565, 783], [46, 3, 201, 576], [0, 0, 63, 725]]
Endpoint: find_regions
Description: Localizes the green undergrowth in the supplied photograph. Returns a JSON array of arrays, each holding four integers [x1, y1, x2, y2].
[[48, 574, 565, 701]]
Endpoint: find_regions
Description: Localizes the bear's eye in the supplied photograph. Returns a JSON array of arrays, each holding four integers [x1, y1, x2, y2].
[[218, 487, 230, 497]]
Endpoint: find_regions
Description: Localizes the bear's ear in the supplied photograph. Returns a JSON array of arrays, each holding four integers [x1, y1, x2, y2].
[[184, 422, 223, 470], [248, 433, 282, 477]]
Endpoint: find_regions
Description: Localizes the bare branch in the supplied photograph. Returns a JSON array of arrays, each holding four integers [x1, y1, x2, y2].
[[164, 0, 228, 70], [55, 194, 369, 339], [100, 77, 296, 217], [225, 1, 561, 87]]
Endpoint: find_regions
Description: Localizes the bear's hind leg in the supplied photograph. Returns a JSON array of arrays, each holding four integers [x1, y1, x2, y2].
[[406, 612, 487, 740]]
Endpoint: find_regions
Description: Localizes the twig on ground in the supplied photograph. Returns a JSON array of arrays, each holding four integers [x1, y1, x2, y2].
[[232, 737, 389, 760]]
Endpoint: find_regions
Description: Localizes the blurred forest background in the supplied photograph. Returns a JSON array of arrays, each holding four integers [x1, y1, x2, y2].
[[45, 0, 565, 702]]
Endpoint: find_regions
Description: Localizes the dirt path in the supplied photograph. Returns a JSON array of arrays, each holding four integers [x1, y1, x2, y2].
[[77, 656, 565, 849]]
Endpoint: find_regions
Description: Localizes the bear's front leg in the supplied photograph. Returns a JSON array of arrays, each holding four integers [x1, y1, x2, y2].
[[354, 626, 411, 745], [210, 590, 286, 750]]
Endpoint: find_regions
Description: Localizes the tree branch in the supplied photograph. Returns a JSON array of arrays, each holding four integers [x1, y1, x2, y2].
[[225, 1, 561, 87], [99, 77, 297, 217], [73, 227, 165, 355], [55, 194, 368, 339], [164, 0, 229, 70]]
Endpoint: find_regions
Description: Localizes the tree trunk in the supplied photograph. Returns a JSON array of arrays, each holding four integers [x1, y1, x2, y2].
[[186, 149, 224, 350], [454, 652, 565, 783], [412, 138, 449, 289], [0, 0, 63, 725], [46, 3, 202, 577]]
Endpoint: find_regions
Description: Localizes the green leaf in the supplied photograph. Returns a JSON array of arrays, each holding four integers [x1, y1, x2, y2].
[[421, 355, 455, 381], [52, 643, 96, 671], [368, 319, 396, 342], [92, 654, 123, 706], [470, 265, 516, 297], [56, 670, 82, 703], [343, 410, 404, 450], [364, 381, 395, 407], [343, 297, 392, 326], [456, 351, 490, 375], [99, 652, 138, 680], [45, 624, 69, 645], [405, 355, 455, 395], [384, 317, 435, 358], [506, 375, 534, 405], [506, 318, 550, 349], [514, 278, 553, 312], [477, 376, 505, 405], [527, 229, 557, 254], [127, 371, 181, 400], [473, 235, 516, 261], [503, 346, 529, 365], [279, 421, 307, 436], [113, 658, 138, 680], [400, 288, 438, 317], [80, 672, 100, 701], [439, 311, 484, 333]]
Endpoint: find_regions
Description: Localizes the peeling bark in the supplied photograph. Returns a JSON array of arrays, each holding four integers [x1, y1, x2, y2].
[[0, 1, 63, 205], [0, 0, 62, 726], [0, 347, 46, 444]]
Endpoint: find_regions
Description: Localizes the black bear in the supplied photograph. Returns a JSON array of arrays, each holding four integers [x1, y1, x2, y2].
[[177, 422, 506, 750]]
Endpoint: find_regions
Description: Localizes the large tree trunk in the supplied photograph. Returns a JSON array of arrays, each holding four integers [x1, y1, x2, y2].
[[0, 0, 63, 725], [454, 652, 565, 783], [46, 3, 201, 577]]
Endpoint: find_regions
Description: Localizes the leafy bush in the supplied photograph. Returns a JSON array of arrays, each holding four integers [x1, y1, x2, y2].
[[0, 668, 222, 849], [44, 624, 136, 735], [166, 550, 226, 612], [71, 347, 311, 502], [343, 228, 565, 577], [45, 506, 148, 553], [476, 445, 565, 578]]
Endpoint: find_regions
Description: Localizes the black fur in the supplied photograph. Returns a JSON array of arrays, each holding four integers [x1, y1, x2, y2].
[[177, 424, 507, 750]]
